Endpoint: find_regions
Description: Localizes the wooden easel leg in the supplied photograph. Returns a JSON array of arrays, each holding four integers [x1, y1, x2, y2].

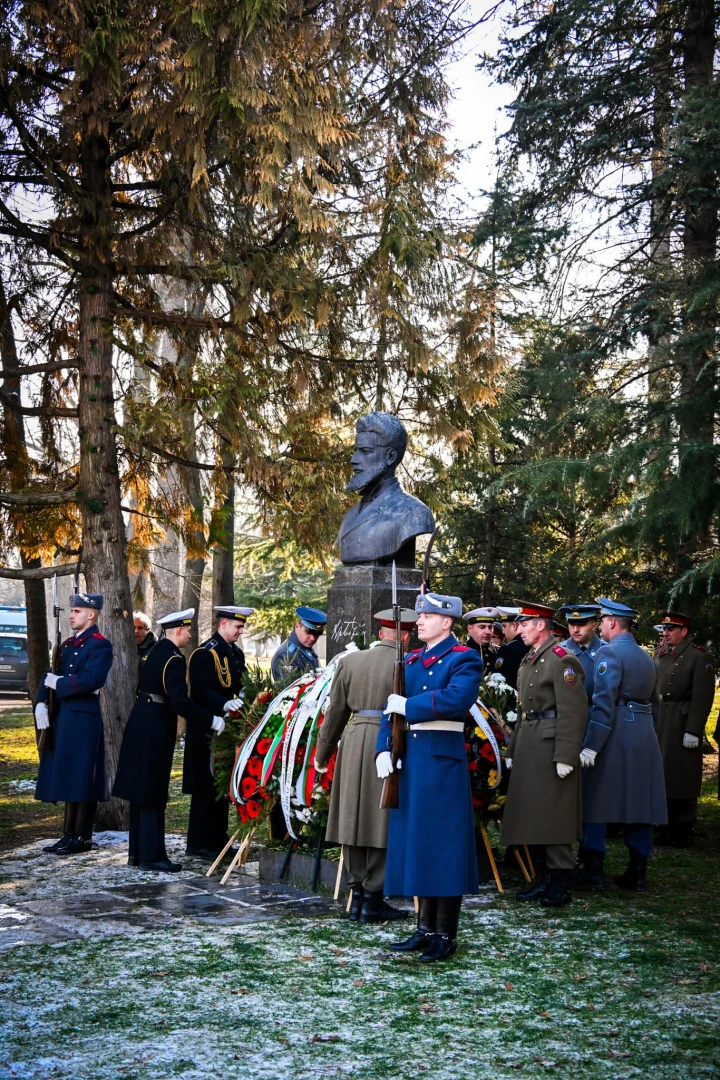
[[479, 821, 504, 894], [334, 850, 344, 901], [514, 848, 531, 883], [523, 845, 535, 878], [414, 896, 419, 913], [241, 827, 256, 866], [205, 826, 242, 878], [220, 833, 249, 886]]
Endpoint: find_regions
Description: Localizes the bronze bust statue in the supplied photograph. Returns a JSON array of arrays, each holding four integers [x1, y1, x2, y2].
[[338, 412, 435, 567]]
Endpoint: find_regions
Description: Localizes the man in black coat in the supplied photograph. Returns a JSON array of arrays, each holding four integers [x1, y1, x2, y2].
[[133, 611, 156, 658], [185, 606, 254, 857], [113, 609, 224, 872], [493, 606, 531, 690]]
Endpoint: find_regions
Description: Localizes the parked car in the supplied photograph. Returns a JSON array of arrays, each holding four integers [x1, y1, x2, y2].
[[0, 634, 30, 696]]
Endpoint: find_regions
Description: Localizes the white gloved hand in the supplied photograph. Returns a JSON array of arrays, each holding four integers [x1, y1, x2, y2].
[[35, 703, 50, 730], [683, 732, 700, 749], [44, 672, 61, 690], [556, 762, 574, 779], [505, 758, 513, 770], [384, 693, 407, 716], [211, 716, 226, 735], [376, 751, 394, 779], [313, 757, 328, 775], [579, 748, 597, 768], [224, 697, 244, 713]]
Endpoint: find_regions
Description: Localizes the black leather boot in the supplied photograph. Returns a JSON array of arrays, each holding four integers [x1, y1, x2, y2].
[[571, 848, 604, 890], [516, 873, 549, 901], [57, 835, 93, 856], [348, 887, 364, 922], [614, 852, 647, 891], [359, 892, 408, 923], [45, 804, 75, 852], [390, 897, 436, 951], [420, 897, 461, 962], [540, 869, 572, 907], [45, 834, 73, 853]]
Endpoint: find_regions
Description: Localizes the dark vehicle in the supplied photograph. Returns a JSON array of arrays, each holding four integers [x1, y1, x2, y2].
[[0, 634, 30, 696]]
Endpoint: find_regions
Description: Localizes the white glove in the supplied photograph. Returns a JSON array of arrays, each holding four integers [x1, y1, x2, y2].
[[224, 697, 244, 713], [384, 694, 407, 716], [505, 758, 513, 770], [683, 732, 699, 749], [376, 751, 394, 779], [313, 757, 328, 775], [556, 762, 573, 779], [35, 703, 50, 730], [211, 716, 226, 735], [579, 748, 597, 768], [44, 672, 61, 690]]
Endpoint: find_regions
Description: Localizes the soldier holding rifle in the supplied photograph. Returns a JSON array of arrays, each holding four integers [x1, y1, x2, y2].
[[376, 591, 483, 962], [34, 589, 113, 855]]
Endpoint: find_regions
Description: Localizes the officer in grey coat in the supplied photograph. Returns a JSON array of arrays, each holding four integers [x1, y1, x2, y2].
[[271, 607, 327, 685], [578, 598, 667, 891], [557, 603, 603, 706]]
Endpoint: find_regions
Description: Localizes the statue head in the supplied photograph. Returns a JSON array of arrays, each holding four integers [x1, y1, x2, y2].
[[347, 412, 408, 494]]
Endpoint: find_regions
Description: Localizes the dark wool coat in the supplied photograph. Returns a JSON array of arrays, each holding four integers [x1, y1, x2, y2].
[[501, 635, 586, 846], [655, 639, 716, 800], [315, 640, 397, 848], [492, 635, 530, 689], [35, 626, 113, 803], [377, 634, 483, 897], [582, 632, 666, 824], [185, 635, 246, 798]]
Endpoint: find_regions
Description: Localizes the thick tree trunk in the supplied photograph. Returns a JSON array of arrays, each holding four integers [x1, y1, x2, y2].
[[77, 120, 136, 830], [212, 438, 236, 608]]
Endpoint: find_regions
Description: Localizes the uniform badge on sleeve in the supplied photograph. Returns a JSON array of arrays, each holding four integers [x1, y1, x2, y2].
[[563, 667, 577, 685], [597, 661, 608, 676], [494, 658, 503, 669]]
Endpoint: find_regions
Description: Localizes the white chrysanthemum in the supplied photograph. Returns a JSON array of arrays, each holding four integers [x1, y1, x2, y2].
[[506, 710, 518, 724]]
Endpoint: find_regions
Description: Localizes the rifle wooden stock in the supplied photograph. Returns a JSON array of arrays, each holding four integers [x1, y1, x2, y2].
[[379, 656, 406, 810]]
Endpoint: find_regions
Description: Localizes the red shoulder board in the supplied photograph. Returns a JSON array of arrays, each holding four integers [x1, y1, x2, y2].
[[91, 632, 106, 640], [61, 635, 74, 647], [405, 649, 422, 664], [452, 645, 471, 652], [552, 645, 568, 657], [693, 644, 708, 653]]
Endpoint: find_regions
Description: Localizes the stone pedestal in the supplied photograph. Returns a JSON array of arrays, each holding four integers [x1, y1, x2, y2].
[[326, 565, 422, 660]]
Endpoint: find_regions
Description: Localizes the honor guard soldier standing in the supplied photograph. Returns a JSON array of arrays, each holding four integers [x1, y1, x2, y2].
[[34, 592, 113, 855], [377, 592, 483, 962], [185, 606, 254, 857], [501, 601, 586, 907], [557, 603, 602, 706], [271, 606, 327, 685], [577, 598, 667, 890], [654, 611, 715, 848], [493, 607, 530, 689], [462, 607, 498, 671], [313, 608, 417, 924], [113, 609, 226, 871]]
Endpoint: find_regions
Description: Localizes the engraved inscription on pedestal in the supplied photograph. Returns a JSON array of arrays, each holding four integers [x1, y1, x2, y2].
[[326, 565, 422, 660]]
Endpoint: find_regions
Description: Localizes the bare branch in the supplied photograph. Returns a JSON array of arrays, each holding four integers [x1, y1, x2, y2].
[[0, 562, 78, 580], [0, 490, 78, 506]]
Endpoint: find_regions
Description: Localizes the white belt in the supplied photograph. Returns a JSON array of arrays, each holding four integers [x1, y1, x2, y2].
[[407, 720, 465, 733]]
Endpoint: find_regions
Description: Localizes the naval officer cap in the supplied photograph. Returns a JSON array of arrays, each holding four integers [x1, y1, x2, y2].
[[463, 606, 500, 625], [556, 602, 602, 624], [513, 599, 556, 621], [214, 605, 255, 624], [496, 605, 521, 622], [296, 606, 327, 634], [415, 592, 463, 619], [158, 608, 195, 629], [70, 591, 104, 610], [658, 610, 692, 630], [374, 608, 418, 630], [596, 596, 639, 619]]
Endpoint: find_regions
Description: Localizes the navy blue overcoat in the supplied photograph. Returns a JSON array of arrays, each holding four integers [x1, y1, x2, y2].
[[35, 626, 113, 803], [377, 634, 483, 897]]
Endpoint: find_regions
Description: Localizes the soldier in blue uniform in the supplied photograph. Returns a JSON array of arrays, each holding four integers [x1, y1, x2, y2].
[[185, 606, 254, 856], [270, 606, 327, 685], [578, 598, 667, 891], [34, 592, 113, 855], [113, 609, 225, 871], [376, 592, 483, 962], [557, 603, 602, 704]]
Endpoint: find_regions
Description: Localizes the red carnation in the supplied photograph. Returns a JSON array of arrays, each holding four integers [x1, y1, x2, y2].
[[480, 743, 496, 762], [247, 756, 262, 778], [241, 778, 258, 799], [238, 805, 249, 823], [246, 799, 262, 819], [256, 738, 272, 754]]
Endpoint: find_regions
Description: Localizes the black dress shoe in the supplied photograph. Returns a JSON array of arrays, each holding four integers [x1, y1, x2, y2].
[[419, 933, 457, 962], [359, 892, 409, 923], [44, 834, 72, 853], [139, 859, 183, 873], [516, 877, 549, 901], [390, 929, 435, 953], [348, 887, 364, 922], [56, 836, 92, 856], [540, 871, 572, 907]]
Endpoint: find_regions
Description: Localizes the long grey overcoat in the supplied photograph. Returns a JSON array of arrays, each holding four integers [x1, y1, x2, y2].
[[501, 635, 586, 846], [583, 632, 666, 824], [315, 640, 396, 848], [655, 640, 716, 800]]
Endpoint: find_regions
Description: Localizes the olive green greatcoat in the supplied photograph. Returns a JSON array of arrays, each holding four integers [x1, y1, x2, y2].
[[654, 639, 716, 800], [501, 634, 587, 846], [314, 639, 397, 848]]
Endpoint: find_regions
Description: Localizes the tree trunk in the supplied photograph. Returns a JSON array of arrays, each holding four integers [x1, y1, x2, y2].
[[482, 444, 497, 604], [77, 118, 136, 830], [179, 430, 206, 649], [212, 434, 236, 608]]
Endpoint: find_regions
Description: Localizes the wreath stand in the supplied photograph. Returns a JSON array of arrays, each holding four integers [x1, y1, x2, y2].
[[478, 820, 534, 894]]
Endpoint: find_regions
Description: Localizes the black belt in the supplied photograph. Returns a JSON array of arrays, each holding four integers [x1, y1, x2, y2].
[[619, 695, 651, 706], [523, 708, 557, 721], [137, 692, 166, 705]]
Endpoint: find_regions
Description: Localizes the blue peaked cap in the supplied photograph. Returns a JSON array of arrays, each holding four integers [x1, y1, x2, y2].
[[596, 596, 639, 619], [296, 606, 327, 634], [70, 592, 103, 610], [557, 602, 602, 622]]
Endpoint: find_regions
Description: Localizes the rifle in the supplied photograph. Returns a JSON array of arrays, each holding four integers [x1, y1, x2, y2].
[[379, 561, 406, 811], [39, 573, 62, 753]]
